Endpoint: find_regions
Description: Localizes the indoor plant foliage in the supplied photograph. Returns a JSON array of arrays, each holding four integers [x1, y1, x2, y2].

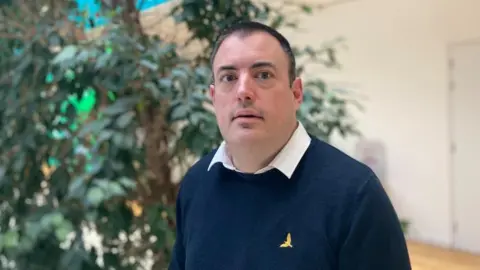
[[0, 0, 361, 269]]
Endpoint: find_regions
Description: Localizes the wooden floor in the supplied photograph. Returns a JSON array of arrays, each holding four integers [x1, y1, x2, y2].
[[409, 241, 480, 270]]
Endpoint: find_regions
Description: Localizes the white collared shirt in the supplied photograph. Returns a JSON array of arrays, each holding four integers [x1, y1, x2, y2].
[[207, 121, 312, 178]]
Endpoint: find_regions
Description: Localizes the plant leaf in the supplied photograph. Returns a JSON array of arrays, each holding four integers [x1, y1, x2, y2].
[[101, 96, 141, 116]]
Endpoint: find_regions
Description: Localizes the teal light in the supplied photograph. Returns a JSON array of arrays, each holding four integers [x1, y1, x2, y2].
[[46, 73, 54, 83], [73, 0, 170, 30]]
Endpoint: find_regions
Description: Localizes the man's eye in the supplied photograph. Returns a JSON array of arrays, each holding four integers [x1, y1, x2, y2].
[[221, 74, 236, 82], [256, 72, 271, 80]]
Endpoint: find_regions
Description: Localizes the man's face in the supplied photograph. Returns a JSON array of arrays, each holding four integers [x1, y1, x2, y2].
[[210, 31, 303, 145]]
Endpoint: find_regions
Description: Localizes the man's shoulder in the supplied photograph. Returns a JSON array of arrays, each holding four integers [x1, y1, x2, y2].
[[306, 138, 385, 218], [310, 137, 371, 170], [307, 137, 376, 186], [190, 149, 218, 173], [178, 148, 218, 191]]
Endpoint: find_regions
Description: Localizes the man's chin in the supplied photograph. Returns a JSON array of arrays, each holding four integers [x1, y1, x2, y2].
[[231, 117, 264, 128], [229, 130, 268, 143]]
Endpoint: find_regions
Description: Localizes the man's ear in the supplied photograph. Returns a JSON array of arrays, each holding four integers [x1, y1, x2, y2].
[[209, 84, 215, 103], [291, 77, 303, 108]]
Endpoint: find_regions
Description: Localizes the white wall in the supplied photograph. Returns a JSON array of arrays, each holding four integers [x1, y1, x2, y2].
[[278, 0, 480, 248]]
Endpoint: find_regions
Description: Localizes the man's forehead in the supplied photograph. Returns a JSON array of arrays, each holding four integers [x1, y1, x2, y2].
[[213, 31, 287, 69]]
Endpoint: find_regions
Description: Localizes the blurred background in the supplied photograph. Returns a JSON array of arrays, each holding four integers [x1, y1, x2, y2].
[[0, 0, 479, 269]]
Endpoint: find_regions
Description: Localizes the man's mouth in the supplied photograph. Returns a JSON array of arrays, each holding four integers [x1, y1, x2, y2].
[[235, 115, 261, 119], [232, 109, 263, 120], [233, 114, 264, 121]]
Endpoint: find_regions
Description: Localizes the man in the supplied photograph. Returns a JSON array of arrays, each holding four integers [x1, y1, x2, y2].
[[169, 20, 411, 270]]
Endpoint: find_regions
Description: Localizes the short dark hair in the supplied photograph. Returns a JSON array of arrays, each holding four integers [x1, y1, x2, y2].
[[209, 20, 296, 85]]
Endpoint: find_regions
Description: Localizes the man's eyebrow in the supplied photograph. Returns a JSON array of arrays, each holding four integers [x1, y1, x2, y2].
[[250, 61, 276, 70], [217, 65, 236, 74], [216, 61, 276, 74]]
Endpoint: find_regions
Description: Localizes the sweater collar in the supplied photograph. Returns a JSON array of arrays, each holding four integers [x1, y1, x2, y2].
[[207, 121, 311, 178]]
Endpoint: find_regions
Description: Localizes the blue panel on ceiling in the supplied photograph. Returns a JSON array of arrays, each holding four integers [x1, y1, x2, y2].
[[138, 0, 170, 10], [73, 0, 170, 29]]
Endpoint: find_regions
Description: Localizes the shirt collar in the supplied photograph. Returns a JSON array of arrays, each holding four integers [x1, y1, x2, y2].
[[207, 121, 312, 178]]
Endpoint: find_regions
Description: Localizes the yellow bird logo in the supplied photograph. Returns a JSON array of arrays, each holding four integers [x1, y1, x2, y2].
[[280, 233, 293, 248]]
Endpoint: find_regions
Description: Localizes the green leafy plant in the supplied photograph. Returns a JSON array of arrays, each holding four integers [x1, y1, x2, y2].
[[0, 0, 362, 269], [400, 219, 410, 234]]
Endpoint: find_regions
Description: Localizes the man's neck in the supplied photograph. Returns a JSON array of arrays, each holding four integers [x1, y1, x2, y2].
[[226, 122, 298, 173], [227, 145, 278, 173]]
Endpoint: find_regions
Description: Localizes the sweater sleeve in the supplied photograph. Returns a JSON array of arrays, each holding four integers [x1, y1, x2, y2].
[[338, 172, 412, 270], [168, 189, 186, 270]]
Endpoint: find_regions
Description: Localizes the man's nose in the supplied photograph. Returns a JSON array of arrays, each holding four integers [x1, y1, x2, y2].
[[236, 74, 256, 102]]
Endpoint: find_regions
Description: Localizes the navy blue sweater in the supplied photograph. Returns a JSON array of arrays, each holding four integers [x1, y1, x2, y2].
[[169, 137, 411, 270]]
